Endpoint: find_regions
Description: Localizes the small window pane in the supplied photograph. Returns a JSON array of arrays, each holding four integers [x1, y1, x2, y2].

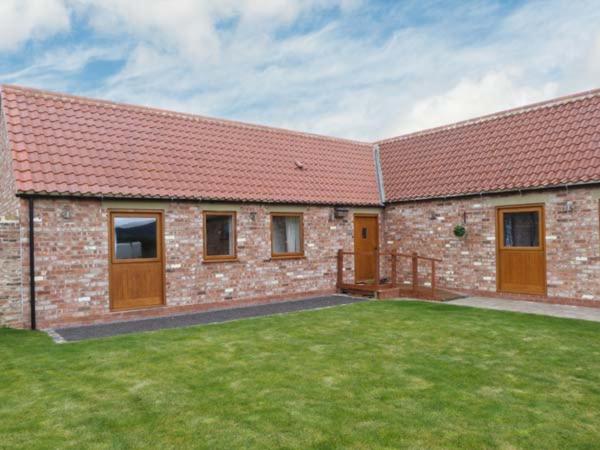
[[503, 212, 539, 247], [272, 216, 301, 254], [205, 214, 234, 257], [114, 217, 157, 259]]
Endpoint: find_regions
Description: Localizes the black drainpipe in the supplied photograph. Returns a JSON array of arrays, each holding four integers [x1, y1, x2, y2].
[[28, 197, 36, 330]]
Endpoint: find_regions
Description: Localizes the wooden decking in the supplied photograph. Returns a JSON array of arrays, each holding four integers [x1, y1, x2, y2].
[[336, 249, 464, 301], [339, 283, 463, 301]]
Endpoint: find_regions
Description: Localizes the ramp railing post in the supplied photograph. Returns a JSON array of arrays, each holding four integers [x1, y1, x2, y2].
[[391, 249, 397, 287], [431, 259, 436, 298], [412, 252, 418, 292], [337, 249, 344, 289], [374, 248, 380, 288]]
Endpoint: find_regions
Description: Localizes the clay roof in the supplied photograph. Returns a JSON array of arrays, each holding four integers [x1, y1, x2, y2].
[[1, 84, 599, 205], [378, 89, 600, 202], [0, 85, 380, 205]]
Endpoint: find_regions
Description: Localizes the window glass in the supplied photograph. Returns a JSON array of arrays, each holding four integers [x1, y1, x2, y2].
[[503, 211, 539, 247], [205, 214, 234, 257], [272, 215, 302, 255], [114, 217, 157, 259]]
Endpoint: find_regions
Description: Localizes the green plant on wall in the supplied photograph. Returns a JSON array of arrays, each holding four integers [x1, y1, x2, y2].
[[453, 224, 466, 238]]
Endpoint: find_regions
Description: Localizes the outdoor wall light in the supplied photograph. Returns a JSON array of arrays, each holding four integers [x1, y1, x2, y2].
[[60, 206, 73, 220], [334, 207, 349, 219]]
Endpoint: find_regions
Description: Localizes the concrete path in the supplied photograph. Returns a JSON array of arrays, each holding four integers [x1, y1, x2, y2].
[[51, 295, 367, 342], [448, 296, 600, 323]]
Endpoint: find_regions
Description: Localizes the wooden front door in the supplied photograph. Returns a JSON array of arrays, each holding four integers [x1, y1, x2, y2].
[[354, 214, 379, 284], [109, 211, 165, 310], [497, 205, 546, 295]]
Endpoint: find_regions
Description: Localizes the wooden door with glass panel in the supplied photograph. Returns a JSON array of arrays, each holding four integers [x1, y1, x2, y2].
[[497, 205, 546, 295], [354, 214, 379, 284], [109, 211, 165, 310]]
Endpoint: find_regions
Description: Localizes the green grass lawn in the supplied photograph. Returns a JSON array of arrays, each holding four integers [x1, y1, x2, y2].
[[2, 301, 600, 449]]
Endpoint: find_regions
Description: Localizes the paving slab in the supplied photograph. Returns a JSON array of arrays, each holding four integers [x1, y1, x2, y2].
[[51, 295, 367, 342], [448, 296, 600, 323]]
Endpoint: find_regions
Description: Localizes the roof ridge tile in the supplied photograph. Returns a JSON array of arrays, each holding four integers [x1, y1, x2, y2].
[[377, 87, 600, 145], [1, 84, 371, 147]]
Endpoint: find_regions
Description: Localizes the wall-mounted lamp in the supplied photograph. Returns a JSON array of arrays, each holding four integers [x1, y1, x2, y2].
[[60, 206, 73, 220], [333, 207, 349, 219], [563, 201, 574, 213]]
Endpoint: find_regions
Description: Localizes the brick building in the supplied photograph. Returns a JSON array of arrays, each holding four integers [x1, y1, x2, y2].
[[1, 85, 599, 329]]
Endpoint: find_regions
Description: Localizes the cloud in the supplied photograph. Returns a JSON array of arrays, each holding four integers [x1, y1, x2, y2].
[[69, 0, 359, 61], [0, 0, 70, 52], [393, 71, 559, 135], [0, 44, 127, 93], [87, 0, 600, 140], [1, 0, 599, 141]]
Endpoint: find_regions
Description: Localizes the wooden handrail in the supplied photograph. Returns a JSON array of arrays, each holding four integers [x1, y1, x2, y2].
[[336, 248, 441, 298], [338, 250, 441, 263]]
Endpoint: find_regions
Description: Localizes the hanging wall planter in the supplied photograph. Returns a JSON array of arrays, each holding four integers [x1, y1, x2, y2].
[[453, 224, 466, 238]]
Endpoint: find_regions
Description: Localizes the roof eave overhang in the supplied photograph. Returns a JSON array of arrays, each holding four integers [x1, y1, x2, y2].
[[384, 180, 600, 205], [15, 191, 384, 208]]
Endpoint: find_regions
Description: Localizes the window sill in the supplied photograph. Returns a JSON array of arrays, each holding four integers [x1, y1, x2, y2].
[[267, 255, 306, 261], [202, 258, 240, 264]]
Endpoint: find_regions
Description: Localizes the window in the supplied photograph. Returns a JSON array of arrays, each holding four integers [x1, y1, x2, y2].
[[114, 216, 158, 260], [271, 213, 303, 258], [203, 212, 236, 261], [503, 211, 540, 247]]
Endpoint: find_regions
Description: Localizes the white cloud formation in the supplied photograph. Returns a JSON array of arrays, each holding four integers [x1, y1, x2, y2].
[[1, 0, 599, 141], [0, 0, 70, 51], [0, 44, 127, 93], [395, 71, 559, 135], [69, 0, 359, 61]]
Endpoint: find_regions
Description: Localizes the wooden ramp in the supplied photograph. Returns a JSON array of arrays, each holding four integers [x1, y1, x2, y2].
[[336, 249, 463, 302], [380, 286, 465, 301], [339, 283, 464, 301]]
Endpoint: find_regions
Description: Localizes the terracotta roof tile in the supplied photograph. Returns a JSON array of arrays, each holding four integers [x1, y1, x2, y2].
[[378, 89, 600, 201], [1, 85, 380, 206], [2, 85, 600, 205]]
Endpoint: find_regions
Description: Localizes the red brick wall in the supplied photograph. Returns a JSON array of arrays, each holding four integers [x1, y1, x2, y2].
[[0, 218, 22, 327], [0, 105, 24, 328], [0, 105, 18, 219], [25, 198, 381, 328], [6, 185, 600, 330], [384, 187, 600, 303]]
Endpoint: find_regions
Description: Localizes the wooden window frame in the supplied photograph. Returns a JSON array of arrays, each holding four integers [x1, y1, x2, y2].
[[202, 211, 238, 263], [497, 205, 545, 251], [270, 212, 305, 260], [110, 211, 163, 265]]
